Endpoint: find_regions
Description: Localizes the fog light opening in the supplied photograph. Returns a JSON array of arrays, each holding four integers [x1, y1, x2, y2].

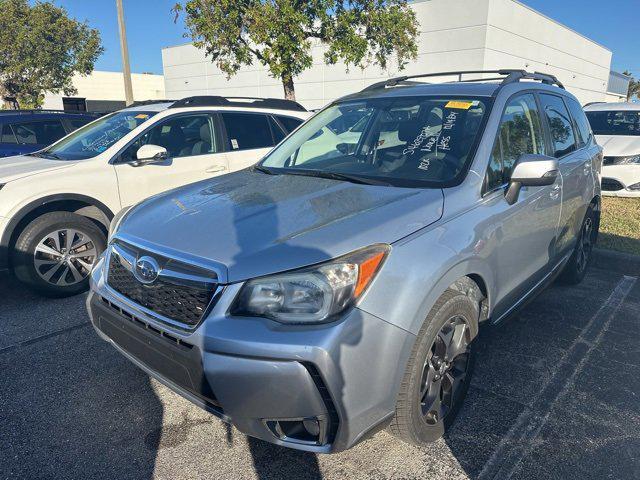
[[265, 417, 327, 446]]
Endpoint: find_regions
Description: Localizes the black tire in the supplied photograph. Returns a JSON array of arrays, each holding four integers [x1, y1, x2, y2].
[[388, 289, 477, 445], [12, 211, 106, 297], [558, 205, 597, 285]]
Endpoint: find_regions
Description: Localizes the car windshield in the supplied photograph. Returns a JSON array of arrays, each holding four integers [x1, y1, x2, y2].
[[585, 110, 640, 136], [31, 110, 158, 160], [260, 96, 490, 187]]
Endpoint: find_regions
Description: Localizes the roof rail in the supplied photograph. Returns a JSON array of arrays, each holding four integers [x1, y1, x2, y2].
[[0, 109, 100, 115], [169, 96, 307, 112], [362, 69, 565, 92], [129, 99, 176, 107]]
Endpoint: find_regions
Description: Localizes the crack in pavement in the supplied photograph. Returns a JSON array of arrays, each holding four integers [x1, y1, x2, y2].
[[0, 321, 90, 354]]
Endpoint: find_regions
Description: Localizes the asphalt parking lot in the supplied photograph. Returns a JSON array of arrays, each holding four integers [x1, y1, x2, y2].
[[1, 256, 639, 480]]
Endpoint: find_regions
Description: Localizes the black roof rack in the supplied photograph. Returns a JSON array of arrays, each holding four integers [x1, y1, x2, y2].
[[0, 109, 101, 115], [362, 69, 565, 92], [169, 96, 307, 112], [129, 99, 176, 107]]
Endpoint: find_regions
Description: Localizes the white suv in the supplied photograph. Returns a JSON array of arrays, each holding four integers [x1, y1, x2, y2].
[[0, 97, 309, 296], [584, 102, 640, 197]]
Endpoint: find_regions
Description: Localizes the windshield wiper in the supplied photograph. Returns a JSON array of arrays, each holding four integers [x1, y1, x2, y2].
[[30, 151, 62, 160], [253, 164, 278, 175], [283, 169, 392, 186]]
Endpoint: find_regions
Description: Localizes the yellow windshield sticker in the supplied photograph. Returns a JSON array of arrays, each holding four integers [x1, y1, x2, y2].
[[445, 100, 474, 110], [134, 114, 149, 119]]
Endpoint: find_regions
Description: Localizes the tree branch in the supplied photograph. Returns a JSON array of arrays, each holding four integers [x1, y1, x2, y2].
[[239, 36, 265, 62]]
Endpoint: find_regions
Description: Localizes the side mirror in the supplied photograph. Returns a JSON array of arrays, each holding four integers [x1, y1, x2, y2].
[[505, 154, 559, 205], [130, 144, 168, 166]]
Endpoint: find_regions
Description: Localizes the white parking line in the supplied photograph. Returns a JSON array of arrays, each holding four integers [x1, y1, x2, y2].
[[477, 275, 638, 480]]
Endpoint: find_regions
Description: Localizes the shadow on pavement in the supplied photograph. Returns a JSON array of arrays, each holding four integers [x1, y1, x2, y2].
[[0, 273, 164, 480]]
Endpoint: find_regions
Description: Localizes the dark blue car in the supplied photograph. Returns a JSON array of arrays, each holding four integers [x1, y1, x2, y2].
[[0, 110, 101, 158]]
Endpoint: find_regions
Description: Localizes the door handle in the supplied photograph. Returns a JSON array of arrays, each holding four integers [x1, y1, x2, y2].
[[550, 184, 561, 200], [205, 165, 226, 173]]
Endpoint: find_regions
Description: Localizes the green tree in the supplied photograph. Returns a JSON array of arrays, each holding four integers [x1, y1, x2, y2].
[[623, 70, 640, 102], [0, 0, 103, 109], [173, 0, 419, 100]]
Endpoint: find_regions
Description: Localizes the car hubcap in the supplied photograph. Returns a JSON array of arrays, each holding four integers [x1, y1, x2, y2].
[[33, 228, 98, 286], [576, 217, 594, 274], [419, 316, 470, 425]]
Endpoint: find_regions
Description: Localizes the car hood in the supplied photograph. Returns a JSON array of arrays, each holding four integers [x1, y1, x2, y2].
[[117, 169, 444, 283], [0, 154, 76, 183], [595, 135, 640, 157]]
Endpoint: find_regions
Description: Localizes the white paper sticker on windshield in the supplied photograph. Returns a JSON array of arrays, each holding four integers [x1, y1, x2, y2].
[[231, 139, 239, 149]]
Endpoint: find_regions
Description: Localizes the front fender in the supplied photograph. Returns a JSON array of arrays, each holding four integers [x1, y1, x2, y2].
[[357, 224, 496, 336]]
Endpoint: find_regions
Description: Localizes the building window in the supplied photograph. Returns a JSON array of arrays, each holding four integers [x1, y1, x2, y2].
[[63, 97, 87, 112]]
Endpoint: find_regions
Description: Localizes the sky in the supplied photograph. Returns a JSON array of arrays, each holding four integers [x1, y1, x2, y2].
[[51, 0, 639, 78]]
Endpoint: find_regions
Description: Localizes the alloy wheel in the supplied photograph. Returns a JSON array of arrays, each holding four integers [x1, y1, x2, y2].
[[576, 217, 594, 274], [33, 228, 98, 286], [419, 316, 471, 425]]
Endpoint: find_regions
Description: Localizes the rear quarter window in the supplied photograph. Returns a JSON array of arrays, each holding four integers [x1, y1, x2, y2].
[[566, 99, 592, 147], [276, 115, 304, 133]]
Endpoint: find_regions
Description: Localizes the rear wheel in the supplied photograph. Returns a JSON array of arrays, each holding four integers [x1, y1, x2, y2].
[[389, 289, 477, 445], [12, 212, 106, 297], [558, 206, 597, 285]]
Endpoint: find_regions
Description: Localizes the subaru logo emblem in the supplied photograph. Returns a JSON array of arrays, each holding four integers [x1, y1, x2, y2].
[[134, 256, 160, 284]]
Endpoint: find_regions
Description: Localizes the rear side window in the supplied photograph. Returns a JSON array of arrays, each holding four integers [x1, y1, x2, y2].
[[0, 124, 17, 144], [276, 115, 304, 134], [12, 120, 67, 145], [486, 93, 546, 191], [539, 94, 577, 158], [566, 99, 591, 147], [222, 112, 274, 151]]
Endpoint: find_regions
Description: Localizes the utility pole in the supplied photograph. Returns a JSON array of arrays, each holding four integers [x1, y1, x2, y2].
[[116, 0, 134, 106]]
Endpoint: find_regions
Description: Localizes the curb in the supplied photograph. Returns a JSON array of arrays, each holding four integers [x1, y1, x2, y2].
[[592, 247, 640, 277]]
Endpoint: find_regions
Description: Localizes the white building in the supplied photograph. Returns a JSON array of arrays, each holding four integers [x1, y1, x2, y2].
[[42, 70, 166, 112], [162, 0, 629, 109]]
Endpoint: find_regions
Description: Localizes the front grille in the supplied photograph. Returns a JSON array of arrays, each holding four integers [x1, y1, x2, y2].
[[107, 241, 218, 328], [603, 157, 615, 166], [601, 178, 624, 191]]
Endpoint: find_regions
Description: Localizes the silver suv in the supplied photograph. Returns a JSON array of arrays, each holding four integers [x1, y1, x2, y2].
[[87, 70, 602, 453]]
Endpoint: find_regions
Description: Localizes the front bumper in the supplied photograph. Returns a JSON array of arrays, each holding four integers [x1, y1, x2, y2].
[[88, 259, 415, 453]]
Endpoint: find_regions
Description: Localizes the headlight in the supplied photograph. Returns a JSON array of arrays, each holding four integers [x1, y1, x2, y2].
[[231, 244, 390, 324], [608, 155, 640, 165], [108, 206, 132, 238]]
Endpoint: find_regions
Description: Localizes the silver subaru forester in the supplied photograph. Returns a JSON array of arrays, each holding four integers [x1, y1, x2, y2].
[[87, 70, 602, 453]]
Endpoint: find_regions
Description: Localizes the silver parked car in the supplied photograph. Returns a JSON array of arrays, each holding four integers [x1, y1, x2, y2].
[[87, 70, 602, 453]]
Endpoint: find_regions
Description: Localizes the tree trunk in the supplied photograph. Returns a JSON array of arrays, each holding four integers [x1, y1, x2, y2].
[[282, 75, 296, 101]]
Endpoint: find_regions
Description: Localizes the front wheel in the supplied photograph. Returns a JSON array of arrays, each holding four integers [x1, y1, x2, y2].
[[388, 289, 477, 445], [12, 212, 106, 297]]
